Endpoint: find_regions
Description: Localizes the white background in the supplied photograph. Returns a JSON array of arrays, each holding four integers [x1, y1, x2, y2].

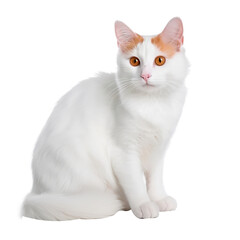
[[0, 0, 240, 239]]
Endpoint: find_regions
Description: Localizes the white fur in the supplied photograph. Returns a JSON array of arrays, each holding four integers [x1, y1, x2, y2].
[[22, 21, 189, 220]]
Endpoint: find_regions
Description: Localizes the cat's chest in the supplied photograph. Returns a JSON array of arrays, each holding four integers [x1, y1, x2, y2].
[[126, 93, 185, 133]]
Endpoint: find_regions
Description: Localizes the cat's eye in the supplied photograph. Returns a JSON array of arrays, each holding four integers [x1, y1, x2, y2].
[[130, 57, 140, 67], [155, 56, 166, 66]]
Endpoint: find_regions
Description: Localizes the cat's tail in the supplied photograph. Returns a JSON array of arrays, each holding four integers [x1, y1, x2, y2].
[[21, 191, 126, 220]]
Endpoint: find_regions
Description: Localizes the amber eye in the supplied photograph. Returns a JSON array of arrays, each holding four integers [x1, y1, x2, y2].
[[155, 56, 166, 66], [130, 57, 140, 67]]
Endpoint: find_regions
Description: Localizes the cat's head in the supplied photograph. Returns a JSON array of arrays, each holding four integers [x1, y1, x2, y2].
[[115, 17, 189, 94]]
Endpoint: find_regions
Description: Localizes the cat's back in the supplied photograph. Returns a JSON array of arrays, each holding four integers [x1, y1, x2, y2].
[[37, 72, 118, 143], [60, 72, 117, 110]]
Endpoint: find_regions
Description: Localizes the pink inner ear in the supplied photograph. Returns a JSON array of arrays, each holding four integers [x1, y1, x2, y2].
[[160, 17, 183, 50], [115, 21, 144, 52], [115, 21, 136, 46]]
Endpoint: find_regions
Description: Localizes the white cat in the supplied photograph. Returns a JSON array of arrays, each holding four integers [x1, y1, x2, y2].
[[22, 17, 189, 220]]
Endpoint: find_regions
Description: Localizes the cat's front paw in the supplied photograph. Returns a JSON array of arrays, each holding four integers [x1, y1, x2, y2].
[[157, 196, 177, 211], [132, 201, 159, 219]]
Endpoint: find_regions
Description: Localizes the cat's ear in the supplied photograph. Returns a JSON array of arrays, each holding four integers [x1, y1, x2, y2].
[[160, 17, 184, 51], [115, 21, 143, 53]]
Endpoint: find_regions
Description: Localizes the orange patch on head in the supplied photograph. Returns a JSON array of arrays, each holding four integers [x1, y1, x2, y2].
[[151, 18, 184, 57], [151, 35, 176, 58], [121, 34, 144, 53]]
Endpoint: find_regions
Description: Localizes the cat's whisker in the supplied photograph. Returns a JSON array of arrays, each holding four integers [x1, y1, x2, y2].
[[107, 82, 134, 100]]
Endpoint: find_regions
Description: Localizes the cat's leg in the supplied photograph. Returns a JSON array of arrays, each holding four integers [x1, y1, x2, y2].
[[112, 148, 159, 219], [146, 147, 177, 212]]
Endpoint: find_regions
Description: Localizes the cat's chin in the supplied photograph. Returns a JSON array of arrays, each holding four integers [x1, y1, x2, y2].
[[137, 84, 169, 94], [139, 83, 160, 92], [142, 83, 155, 88]]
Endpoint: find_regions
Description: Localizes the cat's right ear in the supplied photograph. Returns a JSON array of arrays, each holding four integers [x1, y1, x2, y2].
[[115, 21, 143, 53]]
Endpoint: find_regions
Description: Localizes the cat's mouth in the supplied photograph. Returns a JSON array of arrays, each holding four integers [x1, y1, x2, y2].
[[142, 82, 155, 87], [140, 78, 155, 88]]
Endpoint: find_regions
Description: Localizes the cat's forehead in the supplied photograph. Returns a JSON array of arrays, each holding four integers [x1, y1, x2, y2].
[[120, 34, 178, 59], [134, 36, 162, 58]]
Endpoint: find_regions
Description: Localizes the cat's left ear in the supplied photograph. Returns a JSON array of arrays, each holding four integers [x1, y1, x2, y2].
[[160, 17, 184, 51], [115, 21, 143, 52]]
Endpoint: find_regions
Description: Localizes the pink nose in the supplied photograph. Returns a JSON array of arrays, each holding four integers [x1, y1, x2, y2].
[[141, 73, 152, 82]]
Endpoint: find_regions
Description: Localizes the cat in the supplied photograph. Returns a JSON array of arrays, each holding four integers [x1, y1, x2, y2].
[[22, 17, 189, 220]]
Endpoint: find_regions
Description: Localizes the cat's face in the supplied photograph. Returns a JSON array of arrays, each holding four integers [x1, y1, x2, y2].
[[115, 18, 188, 94]]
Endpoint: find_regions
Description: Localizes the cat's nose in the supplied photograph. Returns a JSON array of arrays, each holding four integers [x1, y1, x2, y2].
[[141, 73, 152, 82]]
